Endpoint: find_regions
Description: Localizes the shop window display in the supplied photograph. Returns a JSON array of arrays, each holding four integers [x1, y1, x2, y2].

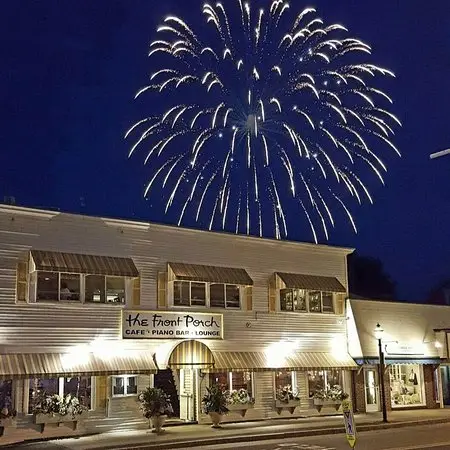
[[307, 370, 343, 398], [389, 364, 424, 407]]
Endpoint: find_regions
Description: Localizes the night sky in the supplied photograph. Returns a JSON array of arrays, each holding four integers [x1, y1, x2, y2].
[[2, 0, 450, 301]]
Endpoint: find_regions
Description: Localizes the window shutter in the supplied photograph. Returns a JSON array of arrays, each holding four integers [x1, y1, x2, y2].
[[334, 293, 345, 315], [132, 277, 140, 307], [16, 260, 28, 303], [268, 274, 277, 313], [244, 286, 253, 311], [95, 376, 108, 409], [157, 272, 167, 308]]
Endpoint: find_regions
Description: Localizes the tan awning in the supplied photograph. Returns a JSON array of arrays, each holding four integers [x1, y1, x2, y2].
[[276, 272, 346, 293], [0, 352, 157, 379], [31, 250, 139, 277], [207, 351, 356, 372], [168, 340, 215, 369], [169, 262, 253, 285]]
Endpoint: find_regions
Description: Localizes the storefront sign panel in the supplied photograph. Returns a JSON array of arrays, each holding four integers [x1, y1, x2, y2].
[[385, 342, 424, 356], [122, 310, 223, 339]]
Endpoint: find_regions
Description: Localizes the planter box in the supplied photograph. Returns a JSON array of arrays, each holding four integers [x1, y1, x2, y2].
[[0, 418, 16, 437], [34, 412, 87, 433], [313, 399, 342, 412], [275, 399, 300, 414], [227, 403, 254, 417]]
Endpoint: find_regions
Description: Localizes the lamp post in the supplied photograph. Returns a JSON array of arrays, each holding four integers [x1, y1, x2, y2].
[[374, 323, 388, 423]]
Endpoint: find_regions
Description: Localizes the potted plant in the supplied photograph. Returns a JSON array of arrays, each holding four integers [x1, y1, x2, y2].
[[275, 385, 300, 413], [226, 388, 255, 417], [202, 384, 229, 428], [138, 387, 173, 433], [32, 393, 87, 433], [0, 391, 16, 437]]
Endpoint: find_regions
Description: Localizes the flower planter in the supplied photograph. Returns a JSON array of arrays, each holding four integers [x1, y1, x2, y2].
[[34, 412, 86, 433], [150, 415, 166, 433], [275, 399, 300, 414], [0, 418, 16, 437], [227, 403, 254, 417], [313, 399, 342, 413], [209, 411, 222, 428]]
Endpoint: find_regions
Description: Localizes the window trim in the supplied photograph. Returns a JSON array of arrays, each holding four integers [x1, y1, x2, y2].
[[171, 280, 242, 310], [111, 375, 138, 398], [279, 288, 335, 314]]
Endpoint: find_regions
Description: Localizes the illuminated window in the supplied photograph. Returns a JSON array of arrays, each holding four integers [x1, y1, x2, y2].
[[209, 372, 253, 397], [28, 377, 92, 413], [280, 289, 334, 314], [389, 364, 425, 407], [307, 370, 343, 398], [112, 375, 137, 397]]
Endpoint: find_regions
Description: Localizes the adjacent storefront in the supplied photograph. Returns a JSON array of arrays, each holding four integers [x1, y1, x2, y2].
[[347, 299, 450, 413]]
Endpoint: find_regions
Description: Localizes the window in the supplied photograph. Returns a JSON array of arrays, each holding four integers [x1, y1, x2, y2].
[[0, 380, 13, 412], [209, 371, 253, 396], [28, 377, 92, 413], [280, 289, 334, 314], [34, 271, 129, 305], [112, 375, 138, 397], [60, 273, 80, 301], [37, 272, 59, 301], [389, 364, 425, 407], [173, 281, 241, 309], [210, 284, 241, 309], [190, 282, 206, 306], [274, 370, 298, 401], [307, 370, 343, 398], [106, 277, 125, 303]]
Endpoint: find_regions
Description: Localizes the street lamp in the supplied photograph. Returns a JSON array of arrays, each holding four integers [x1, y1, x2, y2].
[[374, 323, 388, 423]]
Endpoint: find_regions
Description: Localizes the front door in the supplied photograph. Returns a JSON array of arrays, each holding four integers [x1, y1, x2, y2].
[[364, 368, 380, 412], [440, 366, 450, 407]]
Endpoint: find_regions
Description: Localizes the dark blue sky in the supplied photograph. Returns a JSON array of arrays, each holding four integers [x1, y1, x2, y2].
[[1, 0, 450, 301]]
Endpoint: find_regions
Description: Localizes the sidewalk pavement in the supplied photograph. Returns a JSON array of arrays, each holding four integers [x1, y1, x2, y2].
[[6, 409, 450, 450]]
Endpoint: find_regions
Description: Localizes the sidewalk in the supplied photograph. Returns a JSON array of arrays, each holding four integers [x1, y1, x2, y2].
[[6, 409, 450, 450]]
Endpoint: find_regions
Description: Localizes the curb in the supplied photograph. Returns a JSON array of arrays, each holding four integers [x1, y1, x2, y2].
[[98, 417, 450, 450]]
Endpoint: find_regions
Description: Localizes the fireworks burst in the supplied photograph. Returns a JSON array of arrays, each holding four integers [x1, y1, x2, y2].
[[127, 0, 401, 242]]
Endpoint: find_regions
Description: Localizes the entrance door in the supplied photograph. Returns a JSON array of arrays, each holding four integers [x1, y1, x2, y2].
[[179, 369, 196, 422], [154, 369, 180, 417], [440, 366, 450, 407], [364, 368, 379, 412]]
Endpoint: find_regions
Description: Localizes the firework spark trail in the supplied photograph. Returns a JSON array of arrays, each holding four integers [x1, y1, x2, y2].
[[128, 0, 401, 243]]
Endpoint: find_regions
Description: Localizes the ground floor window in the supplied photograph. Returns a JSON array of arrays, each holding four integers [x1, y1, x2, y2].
[[307, 369, 343, 398], [209, 371, 253, 398], [0, 380, 13, 413], [389, 364, 425, 407], [28, 377, 92, 413], [274, 370, 299, 402], [112, 375, 137, 397]]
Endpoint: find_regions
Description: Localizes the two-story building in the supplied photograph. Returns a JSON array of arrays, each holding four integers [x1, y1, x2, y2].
[[0, 204, 357, 443]]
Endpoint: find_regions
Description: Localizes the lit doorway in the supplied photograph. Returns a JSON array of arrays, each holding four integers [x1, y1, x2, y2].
[[364, 368, 380, 412]]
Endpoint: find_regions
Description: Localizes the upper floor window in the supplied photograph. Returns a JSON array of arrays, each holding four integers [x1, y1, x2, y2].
[[173, 280, 241, 309], [35, 271, 127, 304], [280, 288, 334, 314]]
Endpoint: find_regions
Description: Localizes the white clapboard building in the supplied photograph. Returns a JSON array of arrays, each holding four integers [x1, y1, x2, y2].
[[0, 204, 356, 443]]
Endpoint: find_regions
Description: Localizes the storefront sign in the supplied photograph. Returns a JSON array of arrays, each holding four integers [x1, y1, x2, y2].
[[385, 342, 424, 356], [121, 310, 223, 339]]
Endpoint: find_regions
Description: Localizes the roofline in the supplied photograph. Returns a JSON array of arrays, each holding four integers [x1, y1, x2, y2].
[[0, 204, 355, 254], [349, 297, 450, 308]]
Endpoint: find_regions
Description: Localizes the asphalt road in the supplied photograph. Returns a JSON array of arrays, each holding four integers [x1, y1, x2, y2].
[[187, 423, 450, 450]]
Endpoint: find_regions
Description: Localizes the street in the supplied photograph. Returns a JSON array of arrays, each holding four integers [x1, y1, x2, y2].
[[182, 423, 450, 450], [5, 422, 450, 450]]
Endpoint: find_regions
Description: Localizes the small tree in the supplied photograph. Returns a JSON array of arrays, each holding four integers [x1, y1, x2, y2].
[[202, 384, 229, 415], [138, 387, 173, 419]]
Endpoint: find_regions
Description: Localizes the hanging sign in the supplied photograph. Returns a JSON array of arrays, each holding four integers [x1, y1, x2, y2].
[[122, 310, 223, 339], [342, 399, 357, 448]]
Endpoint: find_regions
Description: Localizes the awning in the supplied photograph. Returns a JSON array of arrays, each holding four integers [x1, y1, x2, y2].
[[168, 340, 215, 369], [276, 272, 346, 293], [355, 357, 442, 366], [168, 262, 253, 285], [30, 250, 139, 277], [0, 352, 157, 379], [206, 351, 357, 372]]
